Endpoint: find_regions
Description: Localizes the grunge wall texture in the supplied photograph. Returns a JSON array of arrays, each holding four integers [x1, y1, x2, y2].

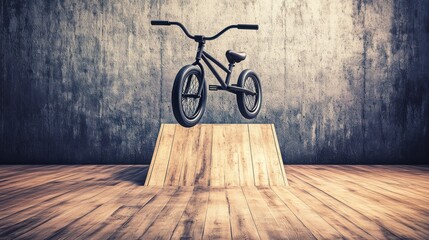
[[1, 0, 428, 164]]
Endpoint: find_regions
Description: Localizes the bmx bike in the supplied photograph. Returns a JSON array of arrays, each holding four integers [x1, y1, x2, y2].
[[151, 20, 262, 127]]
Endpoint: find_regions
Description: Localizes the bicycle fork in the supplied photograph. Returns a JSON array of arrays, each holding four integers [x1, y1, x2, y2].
[[193, 41, 207, 98]]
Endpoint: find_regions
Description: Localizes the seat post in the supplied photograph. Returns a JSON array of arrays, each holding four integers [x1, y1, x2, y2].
[[228, 63, 235, 71], [225, 63, 234, 86]]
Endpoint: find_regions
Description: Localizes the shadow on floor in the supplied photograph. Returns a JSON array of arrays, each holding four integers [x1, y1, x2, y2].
[[112, 165, 149, 186]]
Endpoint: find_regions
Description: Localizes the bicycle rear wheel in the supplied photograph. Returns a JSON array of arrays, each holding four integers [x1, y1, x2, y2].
[[236, 69, 262, 119], [172, 65, 207, 127]]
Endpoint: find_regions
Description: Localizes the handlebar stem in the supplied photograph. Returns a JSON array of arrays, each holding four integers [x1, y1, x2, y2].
[[194, 35, 206, 43]]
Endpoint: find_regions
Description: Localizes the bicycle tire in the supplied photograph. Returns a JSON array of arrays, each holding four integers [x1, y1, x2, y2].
[[172, 65, 207, 127], [236, 69, 262, 119]]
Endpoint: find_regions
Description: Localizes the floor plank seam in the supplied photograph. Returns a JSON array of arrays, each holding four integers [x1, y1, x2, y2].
[[288, 168, 403, 239]]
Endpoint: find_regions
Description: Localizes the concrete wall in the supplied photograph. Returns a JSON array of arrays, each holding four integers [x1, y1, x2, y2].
[[1, 0, 428, 164]]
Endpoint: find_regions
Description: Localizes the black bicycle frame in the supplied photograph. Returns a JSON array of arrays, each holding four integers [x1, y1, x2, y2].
[[193, 42, 256, 97], [150, 20, 258, 97]]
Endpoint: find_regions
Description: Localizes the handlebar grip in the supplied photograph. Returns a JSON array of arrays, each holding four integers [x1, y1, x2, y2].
[[151, 20, 171, 26], [237, 24, 259, 30]]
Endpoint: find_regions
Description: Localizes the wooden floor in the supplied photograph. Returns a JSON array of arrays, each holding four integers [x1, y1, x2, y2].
[[146, 124, 288, 187], [0, 165, 428, 239]]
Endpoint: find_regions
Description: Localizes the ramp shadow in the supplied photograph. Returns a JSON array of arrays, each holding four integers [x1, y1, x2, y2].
[[112, 165, 149, 186]]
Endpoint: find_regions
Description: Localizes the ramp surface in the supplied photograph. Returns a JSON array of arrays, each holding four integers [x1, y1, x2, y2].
[[145, 124, 288, 187]]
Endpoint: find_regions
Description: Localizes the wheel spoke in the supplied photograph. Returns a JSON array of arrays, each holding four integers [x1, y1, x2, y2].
[[243, 76, 258, 111], [180, 73, 202, 119]]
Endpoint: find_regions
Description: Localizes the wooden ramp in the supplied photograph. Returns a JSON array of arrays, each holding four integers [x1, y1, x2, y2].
[[145, 124, 288, 187]]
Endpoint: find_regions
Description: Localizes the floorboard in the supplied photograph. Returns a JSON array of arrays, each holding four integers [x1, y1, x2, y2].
[[226, 187, 260, 240], [202, 187, 232, 239], [170, 186, 210, 239], [0, 165, 427, 239]]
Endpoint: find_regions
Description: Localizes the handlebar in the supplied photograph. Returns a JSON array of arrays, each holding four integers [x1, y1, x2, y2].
[[151, 20, 171, 26], [237, 24, 259, 30], [151, 20, 258, 41], [151, 20, 194, 39]]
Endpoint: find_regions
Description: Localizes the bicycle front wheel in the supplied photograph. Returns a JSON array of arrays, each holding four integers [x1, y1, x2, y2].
[[172, 65, 207, 127]]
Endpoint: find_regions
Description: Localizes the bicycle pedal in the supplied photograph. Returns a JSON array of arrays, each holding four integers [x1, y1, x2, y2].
[[209, 85, 220, 91]]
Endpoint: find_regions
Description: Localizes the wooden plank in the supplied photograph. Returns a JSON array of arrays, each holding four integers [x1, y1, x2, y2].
[[193, 125, 213, 186], [145, 124, 164, 186], [142, 187, 194, 239], [288, 167, 427, 239], [12, 180, 140, 239], [364, 165, 429, 191], [16, 201, 98, 239], [48, 204, 123, 239], [272, 186, 343, 239], [336, 165, 429, 207], [116, 185, 155, 206], [0, 166, 92, 198], [171, 186, 210, 239], [257, 187, 315, 239], [211, 125, 226, 187], [259, 124, 286, 186], [110, 187, 178, 239], [1, 165, 429, 239], [223, 125, 241, 187], [294, 166, 429, 223], [226, 187, 260, 240], [352, 165, 429, 191], [179, 126, 200, 186], [241, 187, 286, 239], [235, 124, 255, 186], [248, 125, 270, 186], [147, 124, 176, 186], [0, 165, 79, 188], [82, 206, 141, 239], [0, 166, 133, 215], [287, 174, 396, 239], [271, 124, 288, 185], [285, 185, 375, 239], [79, 187, 162, 239], [164, 125, 188, 186], [0, 166, 140, 217], [202, 187, 232, 239], [146, 124, 286, 187], [0, 181, 85, 219], [0, 182, 134, 238]]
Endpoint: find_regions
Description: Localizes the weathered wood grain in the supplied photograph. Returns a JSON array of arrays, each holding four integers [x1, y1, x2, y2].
[[0, 165, 428, 239], [145, 124, 287, 187]]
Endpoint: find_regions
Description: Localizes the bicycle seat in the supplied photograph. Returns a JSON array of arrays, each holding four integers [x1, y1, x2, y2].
[[226, 50, 246, 64]]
